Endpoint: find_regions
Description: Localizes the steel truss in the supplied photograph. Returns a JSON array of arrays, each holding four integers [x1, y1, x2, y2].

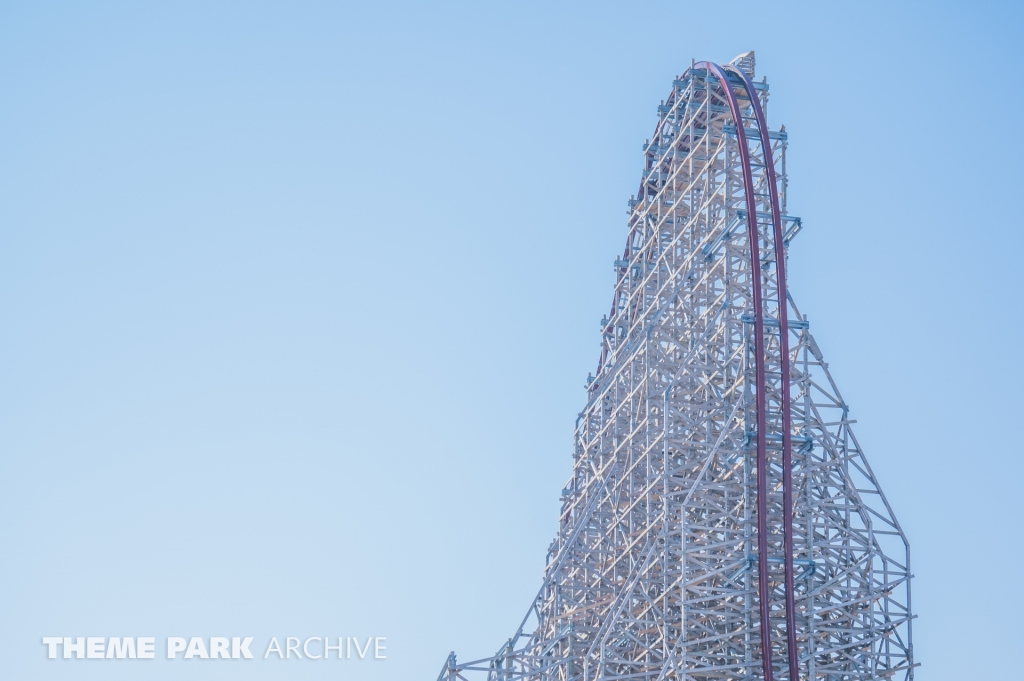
[[437, 52, 914, 681]]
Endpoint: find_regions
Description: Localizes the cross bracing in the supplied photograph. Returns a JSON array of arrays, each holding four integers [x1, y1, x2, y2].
[[437, 52, 914, 681]]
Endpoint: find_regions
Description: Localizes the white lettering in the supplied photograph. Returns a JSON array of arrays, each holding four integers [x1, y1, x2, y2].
[[64, 637, 84, 659], [106, 637, 136, 659], [184, 637, 209, 659], [325, 637, 343, 658], [209, 637, 229, 659], [233, 636, 253, 659], [264, 637, 283, 659], [42, 637, 61, 659], [167, 637, 187, 659], [138, 637, 155, 659], [352, 636, 372, 659], [41, 633, 381, 662], [85, 637, 104, 659]]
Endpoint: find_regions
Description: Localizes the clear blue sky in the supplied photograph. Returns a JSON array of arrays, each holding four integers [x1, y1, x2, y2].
[[2, 1, 1021, 679]]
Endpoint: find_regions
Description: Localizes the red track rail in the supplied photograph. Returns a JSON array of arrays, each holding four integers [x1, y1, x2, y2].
[[725, 64, 799, 681], [696, 60, 780, 681], [603, 60, 797, 681]]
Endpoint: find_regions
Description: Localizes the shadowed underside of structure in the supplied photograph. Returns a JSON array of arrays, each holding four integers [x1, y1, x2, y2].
[[437, 52, 914, 681]]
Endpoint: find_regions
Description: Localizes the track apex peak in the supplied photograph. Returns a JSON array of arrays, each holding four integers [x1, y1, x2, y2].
[[730, 51, 756, 78]]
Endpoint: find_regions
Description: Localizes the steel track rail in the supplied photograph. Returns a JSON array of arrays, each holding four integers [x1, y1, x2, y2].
[[724, 63, 799, 681], [694, 60, 796, 681], [602, 59, 796, 681], [529, 59, 797, 681], [693, 60, 774, 681]]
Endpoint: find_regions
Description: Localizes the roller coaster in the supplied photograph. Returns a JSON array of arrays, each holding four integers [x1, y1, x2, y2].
[[437, 52, 915, 681]]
